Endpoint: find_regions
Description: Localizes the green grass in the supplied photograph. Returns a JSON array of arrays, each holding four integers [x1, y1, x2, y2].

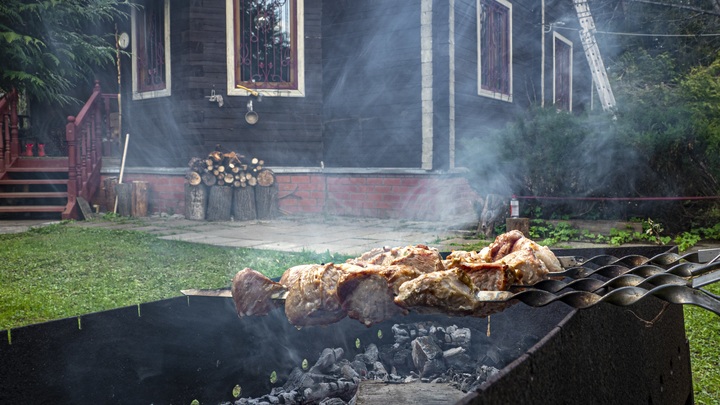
[[0, 223, 348, 330], [0, 223, 718, 402]]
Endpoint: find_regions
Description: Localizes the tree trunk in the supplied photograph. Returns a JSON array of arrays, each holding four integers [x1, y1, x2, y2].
[[206, 186, 233, 221], [255, 183, 279, 220], [115, 183, 132, 217], [185, 183, 208, 220], [131, 181, 149, 217], [233, 186, 257, 221]]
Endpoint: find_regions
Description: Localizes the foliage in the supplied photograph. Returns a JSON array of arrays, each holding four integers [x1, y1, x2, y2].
[[0, 0, 129, 105]]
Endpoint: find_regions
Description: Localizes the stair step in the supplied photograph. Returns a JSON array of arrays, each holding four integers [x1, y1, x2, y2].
[[0, 179, 68, 185], [0, 205, 66, 213], [13, 157, 68, 168], [0, 192, 68, 199], [5, 166, 69, 173]]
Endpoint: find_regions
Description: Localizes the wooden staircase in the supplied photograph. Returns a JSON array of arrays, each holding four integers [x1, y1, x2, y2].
[[0, 82, 116, 220], [0, 157, 69, 218]]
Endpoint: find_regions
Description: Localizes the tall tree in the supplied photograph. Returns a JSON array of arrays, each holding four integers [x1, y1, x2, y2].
[[0, 0, 129, 105]]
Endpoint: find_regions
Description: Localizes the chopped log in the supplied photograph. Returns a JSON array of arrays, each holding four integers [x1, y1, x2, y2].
[[202, 172, 217, 186], [224, 173, 234, 184], [255, 182, 278, 219], [187, 171, 202, 186], [233, 186, 257, 221], [251, 157, 259, 165], [206, 185, 233, 221], [209, 150, 223, 162], [131, 181, 149, 217], [115, 183, 132, 217], [184, 183, 208, 220], [256, 168, 275, 187], [103, 177, 118, 212], [248, 176, 257, 187]]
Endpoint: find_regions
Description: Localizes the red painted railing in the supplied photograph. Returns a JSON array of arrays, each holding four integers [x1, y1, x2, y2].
[[63, 81, 117, 219], [0, 88, 19, 173]]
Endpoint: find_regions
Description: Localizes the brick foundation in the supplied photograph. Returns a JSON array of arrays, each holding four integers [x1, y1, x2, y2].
[[99, 171, 480, 221]]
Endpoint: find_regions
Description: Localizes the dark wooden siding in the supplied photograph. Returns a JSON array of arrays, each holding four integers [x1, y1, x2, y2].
[[321, 0, 423, 168], [124, 0, 324, 168]]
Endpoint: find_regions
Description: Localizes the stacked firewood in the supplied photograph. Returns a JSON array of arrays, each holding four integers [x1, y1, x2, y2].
[[185, 147, 278, 222], [187, 150, 274, 188]]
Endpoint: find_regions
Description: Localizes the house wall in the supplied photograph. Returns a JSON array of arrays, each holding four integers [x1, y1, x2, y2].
[[103, 0, 595, 222], [100, 171, 479, 221], [122, 0, 325, 168], [321, 0, 424, 168]]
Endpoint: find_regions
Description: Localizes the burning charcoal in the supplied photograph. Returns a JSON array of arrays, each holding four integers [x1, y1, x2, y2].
[[350, 360, 367, 377], [369, 361, 388, 381], [354, 343, 379, 364], [310, 348, 344, 374], [444, 326, 472, 348], [411, 336, 445, 377], [319, 398, 347, 405], [303, 380, 358, 404], [476, 364, 500, 382], [392, 324, 410, 344], [443, 347, 473, 372], [283, 367, 316, 392], [340, 363, 360, 380]]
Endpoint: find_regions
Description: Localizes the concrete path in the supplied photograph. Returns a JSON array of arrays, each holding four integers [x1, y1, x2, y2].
[[3, 214, 719, 257], [0, 214, 479, 256]]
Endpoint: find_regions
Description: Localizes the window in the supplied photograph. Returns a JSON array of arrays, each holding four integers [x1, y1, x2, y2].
[[477, 0, 512, 102], [227, 0, 305, 97], [553, 32, 573, 111], [131, 0, 171, 100]]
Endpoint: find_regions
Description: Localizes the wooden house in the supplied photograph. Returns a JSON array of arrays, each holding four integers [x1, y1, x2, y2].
[[1, 0, 600, 221]]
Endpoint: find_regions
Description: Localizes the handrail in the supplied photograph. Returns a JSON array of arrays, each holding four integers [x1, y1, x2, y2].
[[0, 88, 19, 173], [63, 81, 114, 219]]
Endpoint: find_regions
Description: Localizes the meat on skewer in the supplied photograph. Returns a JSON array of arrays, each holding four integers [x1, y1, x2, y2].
[[230, 232, 563, 327], [231, 268, 286, 317]]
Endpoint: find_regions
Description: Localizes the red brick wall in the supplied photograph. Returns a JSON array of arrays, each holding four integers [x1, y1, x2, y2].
[[100, 172, 479, 221]]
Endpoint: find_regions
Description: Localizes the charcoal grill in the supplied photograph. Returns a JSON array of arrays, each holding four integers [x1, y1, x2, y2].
[[0, 246, 702, 404]]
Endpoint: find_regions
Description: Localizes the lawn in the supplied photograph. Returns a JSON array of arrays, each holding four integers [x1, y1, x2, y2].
[[0, 223, 718, 403]]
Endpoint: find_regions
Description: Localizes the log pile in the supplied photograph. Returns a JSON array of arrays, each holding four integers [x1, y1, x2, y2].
[[185, 147, 278, 221]]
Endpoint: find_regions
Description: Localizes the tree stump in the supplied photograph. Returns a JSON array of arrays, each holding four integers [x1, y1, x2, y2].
[[131, 181, 149, 217], [185, 183, 208, 220], [206, 186, 233, 221], [115, 183, 132, 216], [233, 186, 256, 221], [255, 183, 279, 220]]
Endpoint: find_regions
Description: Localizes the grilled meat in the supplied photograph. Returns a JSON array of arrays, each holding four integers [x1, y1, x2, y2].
[[230, 232, 563, 327], [347, 244, 444, 273], [450, 230, 562, 276], [335, 264, 421, 326], [231, 268, 286, 317], [393, 268, 512, 318], [284, 263, 347, 327]]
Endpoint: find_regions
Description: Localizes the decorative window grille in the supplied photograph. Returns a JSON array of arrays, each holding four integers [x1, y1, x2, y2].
[[131, 0, 171, 100], [477, 0, 512, 101], [553, 32, 573, 111], [227, 0, 305, 97]]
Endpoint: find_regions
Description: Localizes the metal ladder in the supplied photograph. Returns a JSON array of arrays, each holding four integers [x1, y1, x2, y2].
[[573, 0, 616, 111]]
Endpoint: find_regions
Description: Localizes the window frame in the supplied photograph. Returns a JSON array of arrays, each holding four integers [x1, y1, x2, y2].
[[131, 0, 172, 100], [226, 0, 305, 98], [553, 31, 573, 111], [477, 0, 513, 102]]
